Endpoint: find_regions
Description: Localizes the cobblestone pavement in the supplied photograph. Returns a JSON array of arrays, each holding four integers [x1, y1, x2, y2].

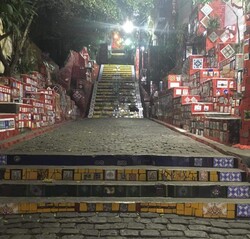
[[4, 118, 225, 156], [0, 212, 250, 239]]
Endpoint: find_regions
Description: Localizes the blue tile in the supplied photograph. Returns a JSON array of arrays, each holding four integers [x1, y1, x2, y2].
[[213, 158, 234, 168], [0, 155, 7, 165], [228, 186, 250, 198], [220, 172, 242, 182], [237, 204, 250, 217]]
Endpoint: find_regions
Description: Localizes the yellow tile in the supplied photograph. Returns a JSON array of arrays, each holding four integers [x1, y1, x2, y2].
[[96, 203, 103, 211], [125, 169, 132, 174], [177, 210, 184, 215], [48, 169, 54, 179], [29, 203, 37, 211], [169, 203, 176, 208], [128, 204, 136, 212], [95, 169, 103, 173], [191, 203, 199, 209], [74, 173, 81, 181], [139, 169, 145, 174], [185, 203, 191, 208], [148, 208, 156, 213], [89, 169, 95, 173], [141, 208, 148, 212], [148, 203, 157, 207], [164, 209, 173, 214], [195, 209, 203, 217], [51, 208, 58, 212], [66, 208, 75, 212], [29, 171, 37, 180], [140, 203, 148, 207], [80, 203, 87, 211], [156, 208, 164, 213], [177, 204, 184, 210], [139, 174, 146, 181], [184, 207, 192, 216], [198, 203, 203, 209], [227, 211, 235, 219], [132, 169, 138, 174], [19, 203, 28, 212], [112, 203, 119, 211], [42, 208, 51, 213], [4, 171, 10, 180], [227, 203, 235, 211]]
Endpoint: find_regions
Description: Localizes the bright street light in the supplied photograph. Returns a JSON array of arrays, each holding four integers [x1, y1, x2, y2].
[[122, 20, 134, 34]]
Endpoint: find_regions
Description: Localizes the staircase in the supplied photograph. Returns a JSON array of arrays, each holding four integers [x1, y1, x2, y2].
[[0, 155, 250, 219], [88, 64, 143, 118]]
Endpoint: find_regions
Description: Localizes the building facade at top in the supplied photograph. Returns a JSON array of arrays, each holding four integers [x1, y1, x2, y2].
[[149, 0, 250, 146]]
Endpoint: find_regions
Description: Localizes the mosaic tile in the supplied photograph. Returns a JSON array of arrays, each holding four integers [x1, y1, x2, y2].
[[127, 186, 140, 197], [87, 203, 96, 212], [220, 172, 242, 182], [162, 170, 172, 181], [28, 185, 43, 196], [0, 169, 5, 180], [0, 155, 7, 165], [193, 58, 204, 69], [201, 3, 213, 15], [228, 186, 250, 198], [199, 171, 208, 181], [175, 186, 193, 197], [0, 203, 18, 214], [120, 204, 128, 212], [62, 170, 74, 180], [78, 185, 90, 196], [94, 160, 104, 166], [104, 186, 116, 196], [221, 44, 235, 59], [147, 170, 158, 181], [155, 185, 166, 197], [194, 158, 203, 167], [129, 173, 137, 181], [213, 158, 234, 168], [237, 204, 250, 217], [94, 172, 102, 180], [37, 169, 49, 180], [105, 170, 116, 180], [10, 169, 22, 180], [92, 185, 103, 196], [103, 203, 112, 211], [203, 203, 227, 217], [220, 31, 230, 43], [117, 160, 127, 166], [208, 31, 218, 43], [200, 16, 210, 28], [83, 173, 92, 180]]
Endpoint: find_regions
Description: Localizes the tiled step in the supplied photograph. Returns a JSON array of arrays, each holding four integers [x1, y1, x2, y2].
[[1, 197, 250, 219], [0, 180, 249, 199], [0, 166, 245, 182]]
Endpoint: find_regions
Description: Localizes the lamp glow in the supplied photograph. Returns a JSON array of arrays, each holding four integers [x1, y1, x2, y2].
[[122, 20, 134, 34]]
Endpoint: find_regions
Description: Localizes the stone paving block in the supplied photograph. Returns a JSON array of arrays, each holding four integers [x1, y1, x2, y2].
[[140, 213, 159, 218], [161, 230, 184, 237], [146, 223, 166, 230], [34, 235, 57, 239], [100, 230, 119, 236], [5, 223, 22, 228], [60, 223, 76, 228], [9, 236, 32, 239], [127, 222, 145, 229], [39, 213, 55, 218], [61, 236, 84, 239], [30, 228, 43, 234], [227, 229, 250, 235], [226, 236, 247, 239], [170, 218, 190, 224], [98, 212, 118, 217], [120, 213, 138, 218], [151, 217, 169, 224], [41, 227, 61, 234], [189, 219, 211, 226], [39, 218, 57, 223], [111, 223, 127, 229], [207, 227, 229, 235], [135, 218, 152, 224], [209, 234, 226, 239], [80, 229, 99, 236], [120, 229, 139, 236], [42, 222, 60, 228], [167, 224, 187, 231], [76, 223, 94, 230], [5, 228, 29, 234], [88, 216, 107, 223], [184, 230, 208, 238], [228, 222, 250, 229], [107, 216, 123, 223], [60, 228, 80, 234], [140, 229, 160, 237], [22, 222, 41, 229], [95, 223, 112, 230], [56, 212, 79, 218], [188, 225, 209, 231], [210, 221, 230, 228], [0, 236, 10, 239]]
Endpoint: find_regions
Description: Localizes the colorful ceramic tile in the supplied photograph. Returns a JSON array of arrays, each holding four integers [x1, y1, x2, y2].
[[208, 32, 218, 43], [199, 171, 208, 181], [37, 169, 49, 180], [28, 185, 43, 196], [221, 44, 235, 59], [104, 186, 116, 196], [0, 169, 5, 180], [117, 160, 127, 166], [220, 31, 230, 43], [200, 16, 210, 28], [162, 170, 172, 181], [127, 186, 140, 197], [62, 170, 74, 180], [194, 158, 203, 167], [94, 172, 102, 180], [0, 203, 18, 214], [213, 158, 234, 168], [228, 186, 250, 198], [201, 3, 213, 16], [237, 204, 250, 217], [193, 58, 204, 69], [94, 160, 104, 166], [129, 173, 137, 181], [103, 203, 112, 211], [105, 170, 116, 180], [176, 186, 193, 197], [203, 203, 227, 217], [220, 172, 242, 182], [87, 203, 96, 212], [147, 170, 158, 181], [83, 173, 92, 180], [0, 155, 7, 165], [120, 204, 128, 212], [10, 169, 22, 180]]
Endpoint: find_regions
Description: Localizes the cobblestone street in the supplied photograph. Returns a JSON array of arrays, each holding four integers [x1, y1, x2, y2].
[[1, 212, 250, 239]]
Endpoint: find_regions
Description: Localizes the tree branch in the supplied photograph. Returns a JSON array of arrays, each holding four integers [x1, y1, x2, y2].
[[0, 32, 12, 41]]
